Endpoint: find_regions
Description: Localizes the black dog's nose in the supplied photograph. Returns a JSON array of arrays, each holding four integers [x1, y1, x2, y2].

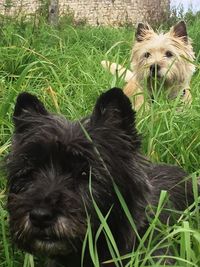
[[29, 208, 54, 228], [150, 64, 161, 76]]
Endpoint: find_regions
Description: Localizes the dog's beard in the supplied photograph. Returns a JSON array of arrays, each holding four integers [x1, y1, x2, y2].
[[138, 66, 170, 94], [11, 215, 84, 256], [136, 62, 184, 97], [33, 240, 70, 256]]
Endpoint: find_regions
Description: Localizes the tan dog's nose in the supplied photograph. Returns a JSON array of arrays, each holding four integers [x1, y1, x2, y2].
[[150, 64, 161, 77]]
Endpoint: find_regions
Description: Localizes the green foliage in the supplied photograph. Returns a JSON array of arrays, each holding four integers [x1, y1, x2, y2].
[[0, 13, 200, 267]]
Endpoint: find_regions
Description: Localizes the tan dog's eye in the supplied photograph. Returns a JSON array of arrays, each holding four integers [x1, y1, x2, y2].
[[144, 52, 151, 58], [165, 51, 173, 58]]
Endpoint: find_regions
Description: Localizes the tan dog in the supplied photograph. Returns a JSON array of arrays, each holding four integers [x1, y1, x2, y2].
[[102, 21, 195, 110]]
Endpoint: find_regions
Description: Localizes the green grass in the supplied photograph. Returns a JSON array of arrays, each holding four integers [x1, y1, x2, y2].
[[0, 16, 200, 267]]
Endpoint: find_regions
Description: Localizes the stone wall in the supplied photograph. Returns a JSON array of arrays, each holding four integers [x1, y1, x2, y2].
[[0, 0, 40, 16], [0, 0, 170, 26]]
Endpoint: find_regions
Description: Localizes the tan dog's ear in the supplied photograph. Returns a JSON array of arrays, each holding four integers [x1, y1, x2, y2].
[[135, 23, 152, 42], [170, 21, 188, 43]]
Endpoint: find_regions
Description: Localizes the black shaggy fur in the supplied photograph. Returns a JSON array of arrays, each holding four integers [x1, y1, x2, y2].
[[6, 88, 198, 266]]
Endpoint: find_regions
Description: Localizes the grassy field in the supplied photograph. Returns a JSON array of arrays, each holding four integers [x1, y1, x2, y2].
[[0, 15, 200, 267]]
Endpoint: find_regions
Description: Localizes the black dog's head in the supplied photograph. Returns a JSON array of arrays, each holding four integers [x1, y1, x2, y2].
[[6, 88, 151, 257]]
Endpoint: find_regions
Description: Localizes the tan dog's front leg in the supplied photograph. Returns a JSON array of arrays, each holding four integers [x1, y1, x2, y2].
[[123, 78, 145, 111]]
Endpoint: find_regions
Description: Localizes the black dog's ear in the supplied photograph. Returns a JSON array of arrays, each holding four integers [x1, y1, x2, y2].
[[135, 23, 152, 42], [14, 92, 48, 118], [170, 21, 188, 43], [91, 88, 136, 135], [13, 92, 48, 129]]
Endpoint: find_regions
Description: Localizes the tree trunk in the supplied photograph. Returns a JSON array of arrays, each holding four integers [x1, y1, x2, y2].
[[48, 0, 59, 26]]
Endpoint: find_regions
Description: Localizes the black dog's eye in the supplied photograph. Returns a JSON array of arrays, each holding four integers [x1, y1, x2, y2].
[[165, 51, 173, 58], [79, 164, 90, 179], [9, 177, 29, 194], [144, 52, 151, 58], [9, 169, 33, 194], [80, 171, 88, 178]]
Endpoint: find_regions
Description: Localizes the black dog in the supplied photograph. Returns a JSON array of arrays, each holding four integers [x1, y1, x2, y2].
[[6, 88, 197, 266]]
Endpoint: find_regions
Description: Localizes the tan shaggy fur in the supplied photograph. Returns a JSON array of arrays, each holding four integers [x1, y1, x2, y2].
[[102, 21, 195, 110]]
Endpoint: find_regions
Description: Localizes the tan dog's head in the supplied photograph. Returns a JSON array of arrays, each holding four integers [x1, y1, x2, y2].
[[131, 21, 195, 94]]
